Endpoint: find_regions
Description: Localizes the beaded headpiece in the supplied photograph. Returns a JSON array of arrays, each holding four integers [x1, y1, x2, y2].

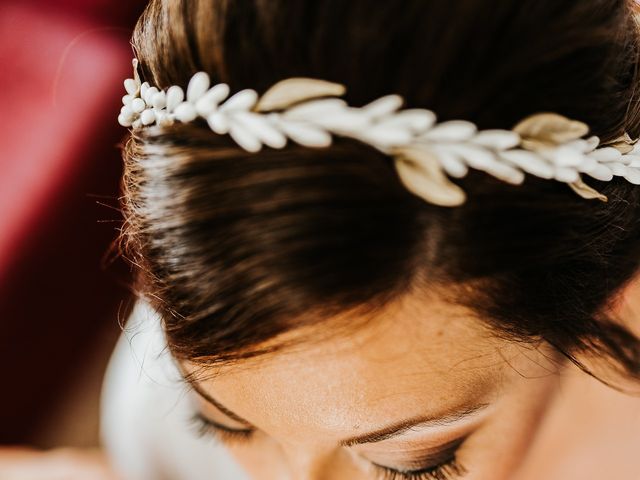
[[118, 59, 640, 206]]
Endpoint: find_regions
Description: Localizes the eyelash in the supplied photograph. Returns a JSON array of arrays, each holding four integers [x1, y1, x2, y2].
[[188, 414, 467, 480], [373, 457, 466, 480], [189, 412, 255, 445]]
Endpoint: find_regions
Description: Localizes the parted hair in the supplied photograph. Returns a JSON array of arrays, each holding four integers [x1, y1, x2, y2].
[[119, 0, 640, 385]]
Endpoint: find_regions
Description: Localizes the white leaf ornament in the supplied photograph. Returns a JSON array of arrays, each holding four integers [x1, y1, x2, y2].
[[273, 118, 332, 147], [231, 111, 287, 149], [220, 89, 259, 112], [470, 130, 521, 150], [420, 120, 477, 142], [187, 72, 210, 102], [228, 120, 262, 152]]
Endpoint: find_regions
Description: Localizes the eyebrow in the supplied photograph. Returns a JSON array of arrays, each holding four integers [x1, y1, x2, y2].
[[187, 377, 254, 426], [338, 402, 490, 447], [185, 375, 491, 445]]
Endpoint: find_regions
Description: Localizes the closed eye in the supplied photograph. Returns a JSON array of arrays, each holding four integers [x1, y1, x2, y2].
[[188, 411, 255, 444], [367, 435, 468, 480], [372, 457, 466, 480], [189, 410, 469, 479]]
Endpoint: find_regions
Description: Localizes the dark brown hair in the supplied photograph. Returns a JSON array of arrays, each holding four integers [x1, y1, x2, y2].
[[120, 0, 640, 386]]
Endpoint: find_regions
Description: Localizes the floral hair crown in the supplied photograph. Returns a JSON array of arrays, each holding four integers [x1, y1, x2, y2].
[[118, 59, 640, 207]]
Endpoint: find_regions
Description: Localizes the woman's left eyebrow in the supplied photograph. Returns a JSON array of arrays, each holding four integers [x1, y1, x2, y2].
[[339, 401, 490, 447]]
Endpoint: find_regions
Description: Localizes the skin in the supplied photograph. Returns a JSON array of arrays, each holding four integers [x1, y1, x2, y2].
[[1, 289, 637, 479], [183, 292, 574, 480]]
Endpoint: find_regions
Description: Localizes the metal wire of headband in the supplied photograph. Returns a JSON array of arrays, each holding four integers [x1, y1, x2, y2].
[[118, 59, 640, 207]]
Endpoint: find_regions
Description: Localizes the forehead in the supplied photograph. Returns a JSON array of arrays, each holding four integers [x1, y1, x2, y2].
[[187, 293, 525, 436]]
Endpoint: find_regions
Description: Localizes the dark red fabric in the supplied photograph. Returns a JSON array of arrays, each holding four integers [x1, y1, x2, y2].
[[9, 0, 144, 25], [0, 2, 145, 443]]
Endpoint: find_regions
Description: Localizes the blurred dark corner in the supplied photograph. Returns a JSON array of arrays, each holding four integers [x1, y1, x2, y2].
[[0, 0, 148, 446]]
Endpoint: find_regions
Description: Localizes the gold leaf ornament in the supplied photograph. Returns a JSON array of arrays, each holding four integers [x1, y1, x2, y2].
[[392, 146, 467, 207], [514, 113, 589, 151], [131, 58, 143, 88], [568, 176, 608, 203], [602, 132, 638, 154], [254, 78, 347, 112]]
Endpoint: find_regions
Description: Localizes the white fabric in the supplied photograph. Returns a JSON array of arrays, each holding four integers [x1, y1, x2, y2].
[[100, 299, 250, 480]]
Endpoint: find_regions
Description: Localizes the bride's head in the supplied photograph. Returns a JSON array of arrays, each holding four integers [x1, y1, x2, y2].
[[118, 1, 640, 478]]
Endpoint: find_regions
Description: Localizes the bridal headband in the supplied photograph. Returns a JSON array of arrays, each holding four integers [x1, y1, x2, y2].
[[118, 59, 640, 207]]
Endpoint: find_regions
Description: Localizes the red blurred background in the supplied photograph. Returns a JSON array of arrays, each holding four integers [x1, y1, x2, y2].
[[0, 0, 147, 446]]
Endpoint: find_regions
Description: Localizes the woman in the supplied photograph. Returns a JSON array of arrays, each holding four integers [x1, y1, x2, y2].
[[101, 0, 640, 478]]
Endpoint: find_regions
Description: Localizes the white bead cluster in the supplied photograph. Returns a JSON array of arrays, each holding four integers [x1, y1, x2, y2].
[[119, 70, 229, 129], [119, 58, 640, 206]]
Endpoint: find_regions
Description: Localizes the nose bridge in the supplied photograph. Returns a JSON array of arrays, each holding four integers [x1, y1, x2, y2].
[[279, 441, 336, 480]]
